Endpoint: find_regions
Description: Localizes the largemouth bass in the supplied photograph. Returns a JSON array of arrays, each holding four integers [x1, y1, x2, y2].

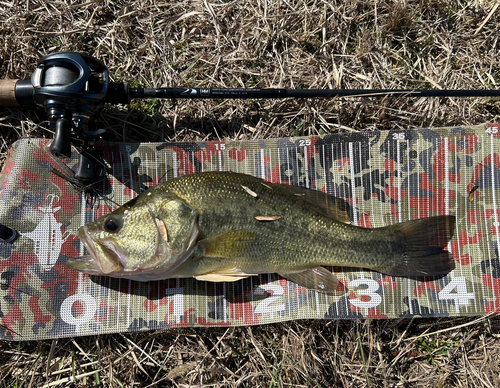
[[69, 171, 456, 292]]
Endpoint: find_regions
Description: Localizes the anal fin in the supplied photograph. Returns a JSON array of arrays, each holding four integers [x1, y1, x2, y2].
[[279, 267, 339, 293]]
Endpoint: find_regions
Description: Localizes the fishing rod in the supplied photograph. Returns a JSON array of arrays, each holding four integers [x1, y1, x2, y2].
[[1, 52, 499, 184]]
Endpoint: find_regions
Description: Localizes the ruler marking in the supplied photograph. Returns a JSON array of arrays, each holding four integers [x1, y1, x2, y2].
[[478, 135, 490, 308], [204, 281, 208, 324], [368, 142, 376, 226], [444, 137, 449, 216], [307, 142, 320, 315], [416, 137, 421, 219], [144, 153, 150, 324], [480, 134, 495, 309], [245, 148, 254, 307], [441, 137, 454, 312], [260, 149, 265, 180], [335, 141, 348, 316], [408, 136, 421, 316], [461, 136, 476, 313], [106, 150, 116, 330], [473, 135, 488, 312], [490, 134, 500, 260], [321, 144, 326, 192], [407, 139, 412, 221], [348, 143, 358, 227], [489, 134, 500, 312], [265, 148, 276, 319], [173, 152, 178, 178], [235, 147, 239, 173], [125, 147, 136, 329], [397, 140, 402, 222], [304, 144, 309, 189], [358, 142, 366, 224], [330, 144, 337, 197]]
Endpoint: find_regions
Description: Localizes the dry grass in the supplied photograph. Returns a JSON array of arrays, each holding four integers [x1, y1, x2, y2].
[[1, 0, 500, 386], [1, 318, 500, 387]]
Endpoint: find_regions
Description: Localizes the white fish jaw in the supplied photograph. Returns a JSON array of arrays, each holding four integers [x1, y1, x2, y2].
[[72, 226, 124, 274]]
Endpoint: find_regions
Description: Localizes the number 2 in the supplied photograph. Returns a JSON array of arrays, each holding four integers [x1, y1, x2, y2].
[[254, 284, 285, 314]]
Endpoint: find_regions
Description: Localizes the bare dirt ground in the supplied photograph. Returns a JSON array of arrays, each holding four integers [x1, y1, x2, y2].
[[1, 1, 500, 387]]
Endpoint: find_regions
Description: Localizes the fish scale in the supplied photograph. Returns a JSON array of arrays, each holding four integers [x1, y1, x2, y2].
[[167, 173, 380, 267], [70, 171, 456, 292], [165, 174, 341, 266]]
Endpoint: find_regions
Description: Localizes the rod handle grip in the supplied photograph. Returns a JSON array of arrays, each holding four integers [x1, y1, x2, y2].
[[0, 79, 20, 106]]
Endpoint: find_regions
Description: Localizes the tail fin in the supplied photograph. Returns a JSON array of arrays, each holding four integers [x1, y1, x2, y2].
[[385, 215, 456, 277]]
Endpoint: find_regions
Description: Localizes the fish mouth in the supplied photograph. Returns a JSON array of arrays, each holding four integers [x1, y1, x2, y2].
[[78, 226, 98, 261], [68, 226, 124, 274]]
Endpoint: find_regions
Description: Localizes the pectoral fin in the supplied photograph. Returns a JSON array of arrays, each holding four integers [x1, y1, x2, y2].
[[279, 267, 339, 293], [198, 230, 257, 258]]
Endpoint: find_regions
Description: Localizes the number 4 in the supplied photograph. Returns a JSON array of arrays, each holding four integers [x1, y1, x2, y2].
[[438, 277, 475, 306]]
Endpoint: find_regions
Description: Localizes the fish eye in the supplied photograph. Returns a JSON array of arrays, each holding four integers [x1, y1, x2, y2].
[[103, 216, 122, 233]]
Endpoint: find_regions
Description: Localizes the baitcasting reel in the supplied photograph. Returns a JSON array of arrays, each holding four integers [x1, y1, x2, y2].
[[1, 52, 129, 183], [30, 53, 127, 182]]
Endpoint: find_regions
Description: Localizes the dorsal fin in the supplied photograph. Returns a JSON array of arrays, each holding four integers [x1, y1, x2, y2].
[[270, 183, 352, 224]]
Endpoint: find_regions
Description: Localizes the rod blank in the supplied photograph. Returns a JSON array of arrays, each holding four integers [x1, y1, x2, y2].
[[130, 87, 500, 100]]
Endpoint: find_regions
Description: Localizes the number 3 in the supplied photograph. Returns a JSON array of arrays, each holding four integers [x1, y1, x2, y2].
[[348, 279, 382, 308]]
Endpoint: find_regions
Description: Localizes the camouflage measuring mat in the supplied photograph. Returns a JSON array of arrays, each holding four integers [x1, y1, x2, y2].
[[1, 124, 500, 340]]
